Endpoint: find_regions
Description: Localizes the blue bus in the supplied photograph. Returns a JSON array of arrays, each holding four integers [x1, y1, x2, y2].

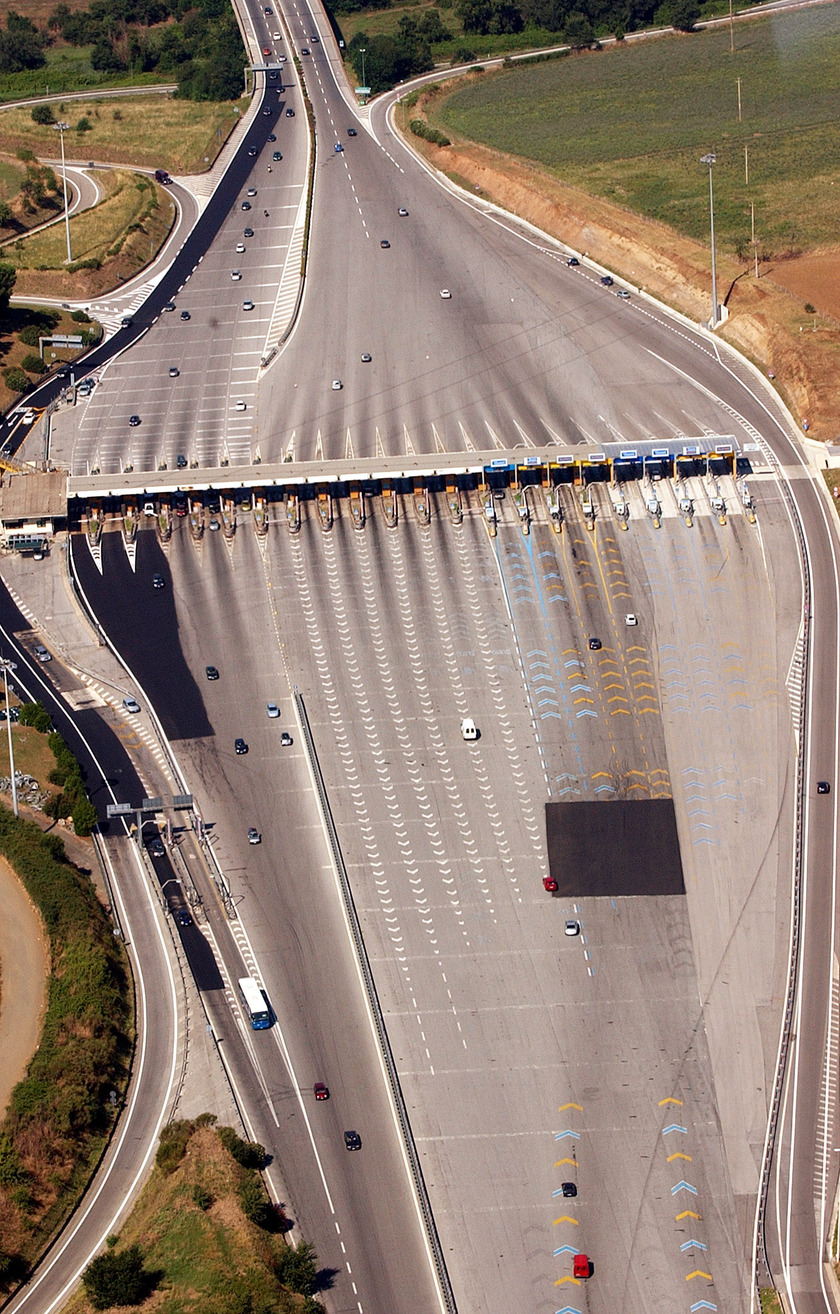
[[238, 976, 271, 1029]]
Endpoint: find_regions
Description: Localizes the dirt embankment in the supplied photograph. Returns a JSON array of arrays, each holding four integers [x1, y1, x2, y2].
[[404, 90, 840, 442]]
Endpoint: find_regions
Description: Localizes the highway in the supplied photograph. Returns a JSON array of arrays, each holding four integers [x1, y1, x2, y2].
[[7, 0, 840, 1312]]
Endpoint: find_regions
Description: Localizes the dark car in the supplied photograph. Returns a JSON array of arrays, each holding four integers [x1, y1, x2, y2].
[[205, 665, 220, 680], [280, 731, 292, 746], [273, 151, 282, 161], [314, 1082, 329, 1100], [347, 127, 357, 136], [176, 453, 188, 469], [818, 781, 831, 794], [269, 70, 277, 79], [561, 1181, 577, 1197], [129, 414, 141, 426], [600, 274, 614, 286], [247, 147, 257, 157], [180, 309, 191, 320], [152, 573, 165, 589], [120, 316, 133, 328], [175, 908, 193, 927], [244, 226, 254, 237], [147, 836, 165, 858], [242, 200, 252, 210], [262, 106, 272, 116], [268, 134, 276, 141], [588, 637, 602, 651], [344, 1130, 361, 1151], [163, 302, 175, 312], [286, 108, 295, 117], [566, 256, 580, 266], [301, 46, 309, 54], [235, 738, 248, 755], [380, 239, 390, 248]]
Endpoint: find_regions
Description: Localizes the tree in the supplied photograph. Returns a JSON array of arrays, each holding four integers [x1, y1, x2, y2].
[[0, 13, 46, 74], [82, 1245, 151, 1310], [72, 796, 98, 837], [3, 367, 28, 393], [0, 262, 16, 312], [91, 39, 126, 71], [76, 116, 92, 132], [670, 0, 699, 28], [31, 103, 55, 125], [0, 202, 12, 227], [21, 353, 46, 374], [565, 10, 595, 46], [275, 1241, 318, 1296]]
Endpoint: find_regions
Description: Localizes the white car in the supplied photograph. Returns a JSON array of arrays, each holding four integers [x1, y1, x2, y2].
[[267, 702, 280, 718], [564, 919, 580, 936], [440, 288, 451, 299], [235, 400, 247, 411], [247, 187, 257, 197], [123, 697, 140, 714], [273, 30, 282, 38], [236, 242, 246, 253], [231, 269, 241, 280], [625, 613, 638, 626], [143, 502, 156, 516], [248, 827, 261, 845], [243, 300, 255, 311], [331, 379, 342, 390], [460, 717, 477, 741]]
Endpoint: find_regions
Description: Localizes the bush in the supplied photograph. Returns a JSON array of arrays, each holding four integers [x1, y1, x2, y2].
[[217, 1126, 265, 1169], [31, 104, 55, 125], [3, 367, 29, 393], [275, 1241, 318, 1296], [18, 324, 41, 346], [72, 796, 98, 837], [76, 116, 92, 133], [409, 119, 451, 147], [19, 701, 51, 732], [82, 1244, 153, 1309], [238, 1175, 273, 1228], [191, 1184, 213, 1210], [156, 1120, 193, 1175], [804, 302, 816, 314], [670, 0, 700, 29], [21, 353, 46, 375], [71, 309, 91, 323]]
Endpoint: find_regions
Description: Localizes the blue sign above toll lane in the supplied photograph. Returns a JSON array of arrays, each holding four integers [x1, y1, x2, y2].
[[489, 458, 512, 469], [651, 448, 671, 458], [619, 449, 638, 459]]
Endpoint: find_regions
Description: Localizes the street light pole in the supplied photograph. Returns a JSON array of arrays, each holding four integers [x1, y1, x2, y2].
[[360, 47, 366, 89], [53, 121, 72, 265], [1, 660, 18, 818], [700, 152, 719, 328]]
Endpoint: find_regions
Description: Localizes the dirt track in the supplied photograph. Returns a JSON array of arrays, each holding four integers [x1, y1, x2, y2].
[[0, 855, 48, 1119]]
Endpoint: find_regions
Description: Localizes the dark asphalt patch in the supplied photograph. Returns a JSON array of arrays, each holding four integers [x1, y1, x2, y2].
[[71, 533, 214, 742], [546, 798, 684, 898]]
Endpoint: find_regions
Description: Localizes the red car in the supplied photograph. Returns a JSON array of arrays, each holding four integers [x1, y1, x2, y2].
[[543, 876, 558, 893], [573, 1254, 590, 1280], [314, 1082, 329, 1101], [263, 45, 271, 55]]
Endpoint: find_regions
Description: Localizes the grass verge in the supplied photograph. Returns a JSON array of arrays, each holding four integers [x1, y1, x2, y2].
[[0, 803, 132, 1289], [0, 94, 245, 175], [65, 1119, 326, 1314]]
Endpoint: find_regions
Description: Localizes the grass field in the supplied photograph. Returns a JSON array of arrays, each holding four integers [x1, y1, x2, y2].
[[337, 0, 567, 60], [0, 94, 243, 174], [8, 169, 156, 269], [433, 4, 840, 256], [0, 43, 166, 104]]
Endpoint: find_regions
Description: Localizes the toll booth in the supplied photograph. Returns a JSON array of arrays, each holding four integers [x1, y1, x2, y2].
[[675, 448, 705, 482], [644, 448, 673, 482], [612, 450, 643, 484], [547, 455, 577, 486], [580, 453, 609, 486], [707, 445, 735, 478]]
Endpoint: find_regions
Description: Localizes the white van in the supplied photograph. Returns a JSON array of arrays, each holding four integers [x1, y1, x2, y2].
[[460, 718, 478, 741]]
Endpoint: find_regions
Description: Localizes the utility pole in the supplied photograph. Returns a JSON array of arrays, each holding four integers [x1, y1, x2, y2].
[[701, 153, 719, 328], [53, 122, 72, 264]]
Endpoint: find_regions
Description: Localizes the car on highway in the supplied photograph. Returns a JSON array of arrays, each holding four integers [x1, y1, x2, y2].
[[314, 1082, 329, 1100], [205, 665, 220, 680], [588, 637, 602, 650], [34, 644, 51, 662], [543, 876, 558, 893], [120, 316, 133, 328], [561, 1181, 577, 1197], [440, 288, 451, 299], [566, 255, 580, 266], [273, 31, 281, 38], [301, 46, 309, 54], [175, 908, 193, 927], [152, 573, 165, 589], [347, 127, 357, 136], [600, 274, 614, 286], [231, 269, 242, 280], [380, 239, 390, 248], [262, 106, 272, 116], [565, 919, 580, 936], [361, 353, 372, 363], [147, 836, 165, 858], [123, 696, 140, 714], [818, 781, 831, 794], [310, 32, 319, 40], [625, 613, 638, 626], [269, 70, 277, 79], [176, 453, 187, 468], [461, 718, 478, 740], [209, 517, 220, 531], [280, 731, 292, 746], [262, 44, 270, 55], [235, 738, 249, 755], [273, 151, 282, 161], [247, 186, 257, 196], [244, 226, 254, 236], [242, 200, 252, 210], [334, 142, 343, 153], [267, 702, 280, 718], [180, 310, 191, 320], [143, 501, 156, 516], [573, 1255, 590, 1279], [398, 206, 408, 216], [236, 243, 246, 253], [331, 378, 344, 391], [163, 302, 175, 312], [235, 401, 247, 411], [248, 827, 261, 844], [129, 414, 141, 426], [344, 1130, 361, 1151], [616, 288, 631, 300], [286, 107, 295, 117], [243, 300, 255, 311], [247, 147, 257, 157], [169, 366, 179, 377], [173, 492, 187, 516]]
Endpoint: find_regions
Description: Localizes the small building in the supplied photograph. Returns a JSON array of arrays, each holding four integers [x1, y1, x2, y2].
[[0, 470, 67, 552]]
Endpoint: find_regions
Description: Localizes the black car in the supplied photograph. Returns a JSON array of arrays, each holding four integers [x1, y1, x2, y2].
[[120, 316, 133, 328], [347, 127, 357, 136], [180, 309, 191, 320], [247, 147, 257, 157], [301, 46, 309, 54], [235, 738, 248, 755], [205, 665, 220, 681], [147, 836, 165, 858], [244, 226, 254, 237], [561, 1182, 577, 1198], [176, 453, 187, 469], [818, 781, 831, 794], [344, 1130, 362, 1151], [286, 107, 295, 117], [566, 256, 580, 266], [380, 239, 390, 248], [273, 151, 282, 161], [175, 908, 193, 927], [600, 274, 614, 286], [588, 637, 602, 651], [152, 573, 165, 589], [262, 107, 272, 116], [242, 200, 252, 210], [163, 302, 175, 312], [268, 134, 276, 142], [129, 414, 141, 426]]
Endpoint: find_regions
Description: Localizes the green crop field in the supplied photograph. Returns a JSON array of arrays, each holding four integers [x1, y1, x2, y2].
[[433, 5, 840, 256]]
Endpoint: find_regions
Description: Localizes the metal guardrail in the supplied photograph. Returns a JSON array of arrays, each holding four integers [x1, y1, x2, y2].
[[295, 690, 457, 1314], [753, 438, 812, 1293]]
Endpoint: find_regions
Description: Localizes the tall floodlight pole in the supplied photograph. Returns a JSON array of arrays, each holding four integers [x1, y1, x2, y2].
[[53, 122, 72, 264], [1, 660, 18, 817], [701, 152, 719, 328], [360, 47, 366, 89]]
